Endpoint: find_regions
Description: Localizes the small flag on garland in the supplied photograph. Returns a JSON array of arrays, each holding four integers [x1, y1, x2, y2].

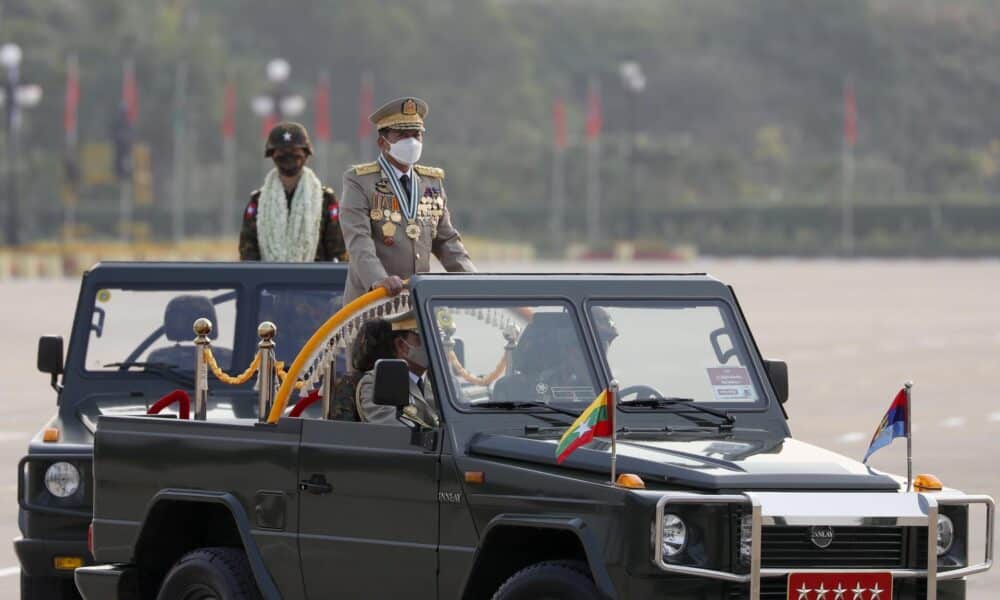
[[555, 388, 613, 464]]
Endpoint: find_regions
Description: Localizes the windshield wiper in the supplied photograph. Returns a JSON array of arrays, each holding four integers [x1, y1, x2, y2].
[[618, 397, 735, 431], [472, 401, 582, 419], [103, 362, 193, 386]]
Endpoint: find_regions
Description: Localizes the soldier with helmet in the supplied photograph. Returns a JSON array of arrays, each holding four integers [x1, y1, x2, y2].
[[239, 122, 348, 262], [340, 97, 475, 303]]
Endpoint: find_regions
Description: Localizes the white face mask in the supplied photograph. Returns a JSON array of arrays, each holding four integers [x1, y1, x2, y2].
[[384, 136, 423, 166]]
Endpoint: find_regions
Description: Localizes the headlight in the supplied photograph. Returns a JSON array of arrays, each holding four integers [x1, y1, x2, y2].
[[651, 513, 687, 557], [936, 514, 954, 556], [739, 515, 752, 564], [44, 462, 80, 498]]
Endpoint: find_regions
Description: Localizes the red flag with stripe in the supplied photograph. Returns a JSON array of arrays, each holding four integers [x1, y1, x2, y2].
[[586, 79, 602, 141], [122, 59, 138, 126], [843, 80, 857, 147], [64, 55, 80, 145], [553, 95, 567, 150], [221, 81, 236, 140], [315, 72, 331, 142], [358, 71, 373, 142]]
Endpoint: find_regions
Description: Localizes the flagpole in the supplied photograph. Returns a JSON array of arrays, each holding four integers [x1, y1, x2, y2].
[[905, 380, 913, 492], [609, 379, 619, 485]]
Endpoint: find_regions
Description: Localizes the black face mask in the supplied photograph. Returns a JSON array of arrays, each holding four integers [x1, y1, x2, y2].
[[274, 155, 305, 177]]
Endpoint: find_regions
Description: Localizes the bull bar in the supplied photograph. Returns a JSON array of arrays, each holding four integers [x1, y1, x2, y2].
[[651, 491, 994, 600]]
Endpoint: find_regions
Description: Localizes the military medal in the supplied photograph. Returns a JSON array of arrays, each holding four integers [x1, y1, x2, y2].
[[370, 207, 382, 221], [377, 153, 420, 231], [390, 211, 402, 223], [382, 221, 397, 237], [405, 222, 421, 239]]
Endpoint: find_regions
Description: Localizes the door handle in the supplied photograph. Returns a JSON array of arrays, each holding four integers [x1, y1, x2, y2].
[[299, 474, 332, 495]]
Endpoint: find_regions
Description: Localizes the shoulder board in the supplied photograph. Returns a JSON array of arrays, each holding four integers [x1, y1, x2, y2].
[[322, 186, 337, 198], [414, 165, 445, 179], [352, 162, 380, 176], [250, 189, 261, 201]]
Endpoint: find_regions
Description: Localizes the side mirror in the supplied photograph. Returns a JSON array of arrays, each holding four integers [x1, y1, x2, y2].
[[38, 336, 64, 376], [763, 359, 788, 404], [372, 359, 410, 408]]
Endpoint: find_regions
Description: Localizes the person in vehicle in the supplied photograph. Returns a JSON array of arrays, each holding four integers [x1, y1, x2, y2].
[[339, 97, 475, 303], [352, 311, 439, 427], [239, 122, 347, 262]]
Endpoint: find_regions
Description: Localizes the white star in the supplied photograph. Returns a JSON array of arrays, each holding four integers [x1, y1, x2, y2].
[[576, 422, 591, 438], [868, 583, 883, 599], [832, 583, 848, 600], [796, 583, 812, 600], [851, 582, 866, 600], [282, 132, 292, 141], [814, 582, 829, 600]]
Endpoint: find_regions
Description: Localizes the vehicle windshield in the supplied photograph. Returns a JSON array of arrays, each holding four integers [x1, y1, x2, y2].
[[86, 288, 237, 372], [258, 288, 343, 365], [431, 302, 600, 409], [590, 301, 765, 405]]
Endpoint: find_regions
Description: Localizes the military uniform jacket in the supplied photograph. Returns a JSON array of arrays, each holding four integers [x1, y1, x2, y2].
[[355, 370, 439, 428], [340, 161, 475, 303], [239, 186, 348, 262]]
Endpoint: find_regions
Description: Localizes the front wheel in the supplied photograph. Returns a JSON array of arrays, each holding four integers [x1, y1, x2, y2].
[[156, 547, 261, 600], [491, 560, 600, 600]]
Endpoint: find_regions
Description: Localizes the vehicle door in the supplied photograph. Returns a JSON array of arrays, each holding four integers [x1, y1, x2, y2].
[[298, 419, 440, 599]]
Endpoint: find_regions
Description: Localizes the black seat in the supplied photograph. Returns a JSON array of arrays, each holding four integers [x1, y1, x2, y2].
[[147, 295, 232, 369]]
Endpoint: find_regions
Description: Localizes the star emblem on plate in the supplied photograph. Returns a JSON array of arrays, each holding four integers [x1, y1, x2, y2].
[[851, 582, 866, 600], [282, 131, 292, 142], [796, 582, 812, 600], [832, 582, 848, 600], [868, 583, 884, 599], [814, 582, 829, 600]]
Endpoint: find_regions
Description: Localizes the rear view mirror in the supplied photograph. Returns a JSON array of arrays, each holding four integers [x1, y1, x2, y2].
[[372, 359, 410, 407], [764, 359, 788, 404], [38, 336, 64, 376]]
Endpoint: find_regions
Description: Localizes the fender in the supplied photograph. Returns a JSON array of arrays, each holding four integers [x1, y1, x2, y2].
[[462, 514, 618, 600], [135, 489, 281, 600]]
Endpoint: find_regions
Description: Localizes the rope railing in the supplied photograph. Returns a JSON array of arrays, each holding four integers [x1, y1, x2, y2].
[[203, 348, 261, 385], [448, 350, 507, 386], [275, 361, 306, 390]]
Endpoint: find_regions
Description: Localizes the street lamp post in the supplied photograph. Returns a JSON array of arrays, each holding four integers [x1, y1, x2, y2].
[[252, 58, 306, 126], [619, 60, 646, 241], [1, 43, 42, 247]]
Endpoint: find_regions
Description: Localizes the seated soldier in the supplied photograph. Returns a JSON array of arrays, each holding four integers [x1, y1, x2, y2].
[[352, 312, 439, 427]]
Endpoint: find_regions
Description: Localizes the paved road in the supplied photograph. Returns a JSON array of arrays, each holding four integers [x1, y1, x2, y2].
[[1, 259, 997, 598]]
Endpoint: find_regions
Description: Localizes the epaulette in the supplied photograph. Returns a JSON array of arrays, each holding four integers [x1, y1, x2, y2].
[[353, 162, 380, 176], [414, 164, 445, 179], [250, 189, 261, 201], [322, 186, 337, 198]]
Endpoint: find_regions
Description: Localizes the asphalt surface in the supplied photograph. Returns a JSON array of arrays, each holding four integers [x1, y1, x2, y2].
[[1, 258, 997, 598]]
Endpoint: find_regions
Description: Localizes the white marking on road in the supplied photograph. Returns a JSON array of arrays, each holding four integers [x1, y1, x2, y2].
[[941, 417, 966, 428], [837, 432, 865, 444], [989, 412, 1000, 422], [0, 566, 19, 578]]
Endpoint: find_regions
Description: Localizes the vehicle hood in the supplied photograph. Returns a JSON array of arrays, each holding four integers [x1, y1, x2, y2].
[[467, 431, 900, 491]]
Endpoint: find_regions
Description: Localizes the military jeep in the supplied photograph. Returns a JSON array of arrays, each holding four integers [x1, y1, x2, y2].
[[74, 272, 993, 599], [16, 262, 348, 599]]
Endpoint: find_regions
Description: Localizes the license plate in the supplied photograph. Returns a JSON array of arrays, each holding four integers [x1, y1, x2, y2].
[[786, 572, 892, 600]]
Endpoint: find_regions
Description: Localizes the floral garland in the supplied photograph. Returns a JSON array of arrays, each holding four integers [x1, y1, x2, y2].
[[257, 166, 323, 262]]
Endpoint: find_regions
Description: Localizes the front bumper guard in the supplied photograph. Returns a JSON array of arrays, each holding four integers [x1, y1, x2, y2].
[[651, 491, 994, 600]]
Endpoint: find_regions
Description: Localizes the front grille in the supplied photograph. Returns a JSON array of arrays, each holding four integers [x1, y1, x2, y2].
[[761, 525, 906, 569]]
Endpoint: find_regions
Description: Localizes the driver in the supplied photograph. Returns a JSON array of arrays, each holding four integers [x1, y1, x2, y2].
[[352, 311, 439, 427]]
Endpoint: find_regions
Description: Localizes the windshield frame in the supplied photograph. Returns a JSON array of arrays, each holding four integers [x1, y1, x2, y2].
[[425, 296, 605, 415], [583, 297, 773, 413]]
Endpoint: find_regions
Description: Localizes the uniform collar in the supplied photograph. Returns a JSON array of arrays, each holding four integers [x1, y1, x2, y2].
[[382, 153, 414, 180]]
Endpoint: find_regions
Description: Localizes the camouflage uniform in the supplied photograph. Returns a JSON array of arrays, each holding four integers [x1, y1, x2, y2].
[[239, 187, 347, 261]]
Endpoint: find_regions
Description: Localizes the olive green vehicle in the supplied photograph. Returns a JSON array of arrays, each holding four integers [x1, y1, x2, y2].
[[74, 272, 994, 599]]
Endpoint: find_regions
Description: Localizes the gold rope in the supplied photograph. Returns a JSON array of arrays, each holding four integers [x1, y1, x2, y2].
[[448, 350, 506, 386], [275, 361, 306, 390], [203, 348, 261, 385]]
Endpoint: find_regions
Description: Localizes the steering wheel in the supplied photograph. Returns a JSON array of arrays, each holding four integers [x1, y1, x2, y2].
[[618, 384, 665, 401]]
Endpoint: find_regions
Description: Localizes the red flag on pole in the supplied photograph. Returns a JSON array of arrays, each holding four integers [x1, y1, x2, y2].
[[843, 80, 857, 147], [221, 80, 236, 140], [553, 95, 567, 150], [315, 72, 331, 142], [358, 70, 373, 142], [64, 55, 79, 146], [261, 112, 278, 140], [586, 80, 602, 141], [122, 59, 138, 126]]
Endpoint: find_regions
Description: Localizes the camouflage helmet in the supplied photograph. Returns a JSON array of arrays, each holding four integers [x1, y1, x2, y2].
[[265, 122, 313, 157]]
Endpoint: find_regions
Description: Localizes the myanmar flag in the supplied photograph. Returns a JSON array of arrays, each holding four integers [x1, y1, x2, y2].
[[555, 389, 613, 464]]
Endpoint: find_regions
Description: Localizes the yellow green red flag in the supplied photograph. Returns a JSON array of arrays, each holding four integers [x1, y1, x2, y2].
[[555, 388, 613, 464]]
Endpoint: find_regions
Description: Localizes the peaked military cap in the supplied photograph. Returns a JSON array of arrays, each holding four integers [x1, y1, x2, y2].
[[388, 310, 418, 332], [370, 97, 428, 132], [265, 122, 313, 157]]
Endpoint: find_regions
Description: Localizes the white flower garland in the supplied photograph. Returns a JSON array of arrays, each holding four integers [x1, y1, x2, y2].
[[257, 166, 323, 262]]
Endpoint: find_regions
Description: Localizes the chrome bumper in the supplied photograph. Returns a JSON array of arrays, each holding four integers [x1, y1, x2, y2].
[[651, 491, 994, 600]]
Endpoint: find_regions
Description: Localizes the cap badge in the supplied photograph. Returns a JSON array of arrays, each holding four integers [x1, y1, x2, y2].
[[282, 131, 292, 142], [402, 99, 417, 115]]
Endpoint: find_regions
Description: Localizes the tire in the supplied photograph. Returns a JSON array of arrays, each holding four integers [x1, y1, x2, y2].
[[156, 547, 261, 600], [491, 560, 600, 600]]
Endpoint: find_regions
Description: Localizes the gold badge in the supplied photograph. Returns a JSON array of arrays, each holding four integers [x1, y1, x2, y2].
[[402, 98, 417, 115], [405, 222, 421, 239], [390, 211, 402, 223], [382, 221, 397, 237], [370, 208, 383, 221]]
